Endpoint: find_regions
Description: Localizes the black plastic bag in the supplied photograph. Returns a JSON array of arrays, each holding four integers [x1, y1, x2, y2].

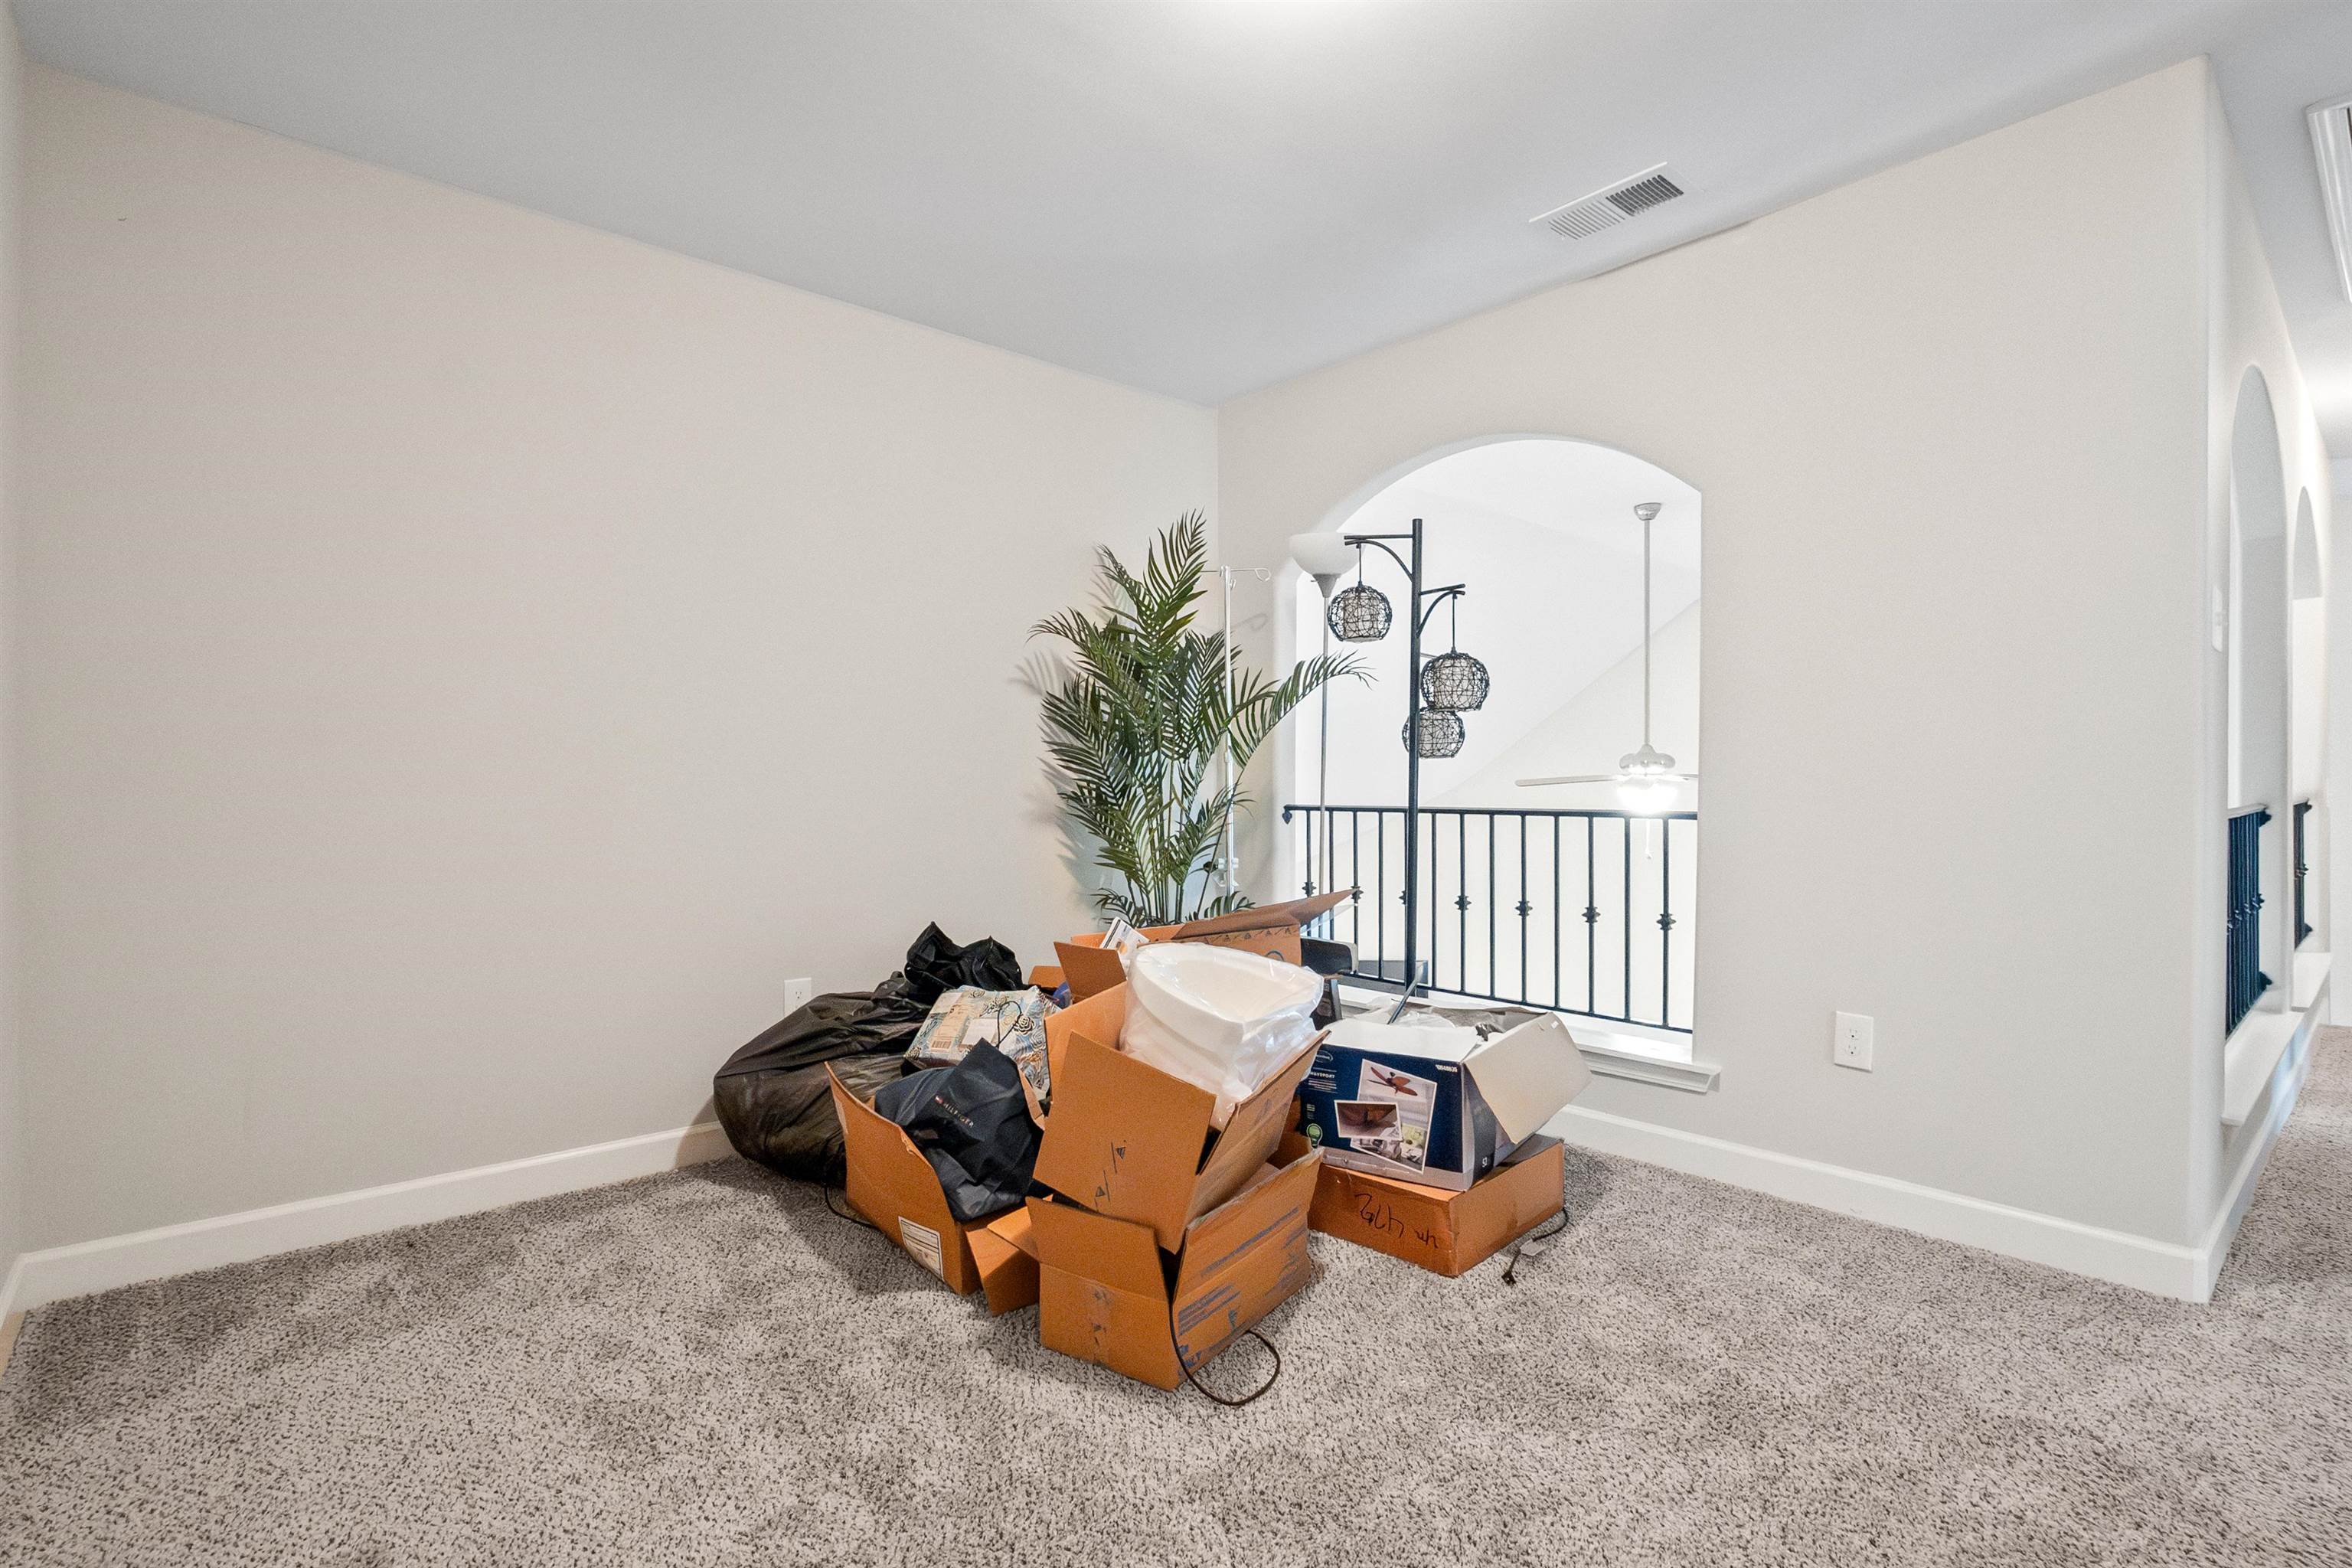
[[713, 1048, 906, 1185], [871, 1040, 1040, 1222], [711, 923, 1027, 1185], [900, 923, 1024, 1007], [720, 987, 929, 1076], [711, 986, 932, 1181]]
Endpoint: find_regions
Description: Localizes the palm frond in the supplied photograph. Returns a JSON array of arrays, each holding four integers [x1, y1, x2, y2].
[[1031, 514, 1363, 923]]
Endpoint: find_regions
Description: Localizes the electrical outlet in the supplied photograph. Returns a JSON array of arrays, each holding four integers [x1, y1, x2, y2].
[[784, 977, 815, 1014], [1833, 1011, 1873, 1071]]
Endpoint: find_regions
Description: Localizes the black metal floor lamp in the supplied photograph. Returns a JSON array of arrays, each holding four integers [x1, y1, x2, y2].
[[1292, 516, 1485, 1009]]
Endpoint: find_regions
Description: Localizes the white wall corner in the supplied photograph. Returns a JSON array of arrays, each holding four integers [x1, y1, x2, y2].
[[2195, 1007, 2316, 1300], [0, 1253, 25, 1329]]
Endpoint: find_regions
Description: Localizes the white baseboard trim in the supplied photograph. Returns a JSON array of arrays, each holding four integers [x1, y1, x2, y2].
[[2194, 1010, 2317, 1301], [6, 1120, 735, 1315], [1547, 1105, 2210, 1301]]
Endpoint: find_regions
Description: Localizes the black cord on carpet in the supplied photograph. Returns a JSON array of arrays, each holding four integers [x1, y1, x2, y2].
[[1168, 1316, 1283, 1406], [828, 1180, 1280, 1404], [823, 1184, 880, 1232], [1502, 1206, 1570, 1285]]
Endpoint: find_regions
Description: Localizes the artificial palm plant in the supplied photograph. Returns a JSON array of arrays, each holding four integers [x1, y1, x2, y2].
[[1034, 512, 1362, 926]]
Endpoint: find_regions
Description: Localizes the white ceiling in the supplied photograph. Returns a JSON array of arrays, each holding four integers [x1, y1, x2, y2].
[[15, 1, 2352, 424], [2213, 7, 2352, 459]]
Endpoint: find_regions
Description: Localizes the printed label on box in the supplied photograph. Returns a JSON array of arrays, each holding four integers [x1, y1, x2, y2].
[[898, 1217, 945, 1279]]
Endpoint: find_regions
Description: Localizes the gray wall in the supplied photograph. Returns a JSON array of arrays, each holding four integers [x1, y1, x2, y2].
[[14, 70, 1215, 1250], [0, 8, 22, 1298], [1224, 64, 2214, 1245]]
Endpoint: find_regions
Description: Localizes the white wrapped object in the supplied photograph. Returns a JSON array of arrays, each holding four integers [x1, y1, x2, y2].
[[1121, 942, 1322, 1128]]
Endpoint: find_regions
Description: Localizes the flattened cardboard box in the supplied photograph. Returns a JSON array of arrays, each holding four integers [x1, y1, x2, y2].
[[1279, 1129, 1566, 1278], [825, 1065, 1041, 1310], [1034, 982, 1326, 1253], [1295, 1011, 1591, 1191], [1027, 1149, 1321, 1390], [1054, 891, 1351, 1002]]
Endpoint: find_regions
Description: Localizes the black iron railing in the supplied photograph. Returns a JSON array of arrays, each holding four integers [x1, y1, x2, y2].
[[2293, 799, 2312, 949], [1282, 803, 1695, 1033], [2227, 804, 2270, 1036]]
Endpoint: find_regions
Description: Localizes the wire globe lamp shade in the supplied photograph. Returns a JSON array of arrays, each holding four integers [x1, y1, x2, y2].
[[1403, 709, 1465, 758], [1420, 650, 1489, 711], [1328, 583, 1393, 643]]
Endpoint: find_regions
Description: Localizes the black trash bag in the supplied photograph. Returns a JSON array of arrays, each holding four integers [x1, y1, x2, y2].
[[713, 1048, 906, 1186], [900, 923, 1024, 1007], [710, 923, 1028, 1186], [724, 985, 929, 1076], [871, 1040, 1040, 1223], [712, 986, 931, 1181]]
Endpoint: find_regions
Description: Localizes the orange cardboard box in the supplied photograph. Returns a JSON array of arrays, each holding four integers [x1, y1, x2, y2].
[[1053, 891, 1351, 1002], [1280, 1129, 1566, 1278], [825, 1063, 1041, 1311], [1027, 1149, 1321, 1390], [966, 1205, 1042, 1315], [1034, 982, 1325, 1253]]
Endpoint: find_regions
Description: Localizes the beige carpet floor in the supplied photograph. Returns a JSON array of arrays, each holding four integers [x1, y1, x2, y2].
[[3, 1034, 2350, 1566]]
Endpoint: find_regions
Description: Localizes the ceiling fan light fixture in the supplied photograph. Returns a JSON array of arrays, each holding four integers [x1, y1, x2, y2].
[[1520, 500, 1699, 804], [1615, 769, 1681, 815]]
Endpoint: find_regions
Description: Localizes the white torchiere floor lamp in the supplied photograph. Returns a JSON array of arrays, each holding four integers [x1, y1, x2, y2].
[[1215, 561, 1272, 902], [1289, 532, 1357, 828]]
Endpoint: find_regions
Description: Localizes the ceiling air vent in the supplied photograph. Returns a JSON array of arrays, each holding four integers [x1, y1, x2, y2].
[[2308, 93, 2352, 302], [1530, 164, 1685, 240]]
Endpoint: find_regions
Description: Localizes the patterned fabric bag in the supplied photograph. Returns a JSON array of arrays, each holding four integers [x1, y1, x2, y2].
[[906, 985, 1057, 1106]]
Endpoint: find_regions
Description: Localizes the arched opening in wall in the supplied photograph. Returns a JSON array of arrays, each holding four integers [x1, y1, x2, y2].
[[2289, 491, 2324, 960], [1284, 436, 1700, 1047], [2225, 369, 2289, 1037]]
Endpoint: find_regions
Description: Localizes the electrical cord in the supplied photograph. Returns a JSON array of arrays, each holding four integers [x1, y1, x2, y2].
[[1501, 1206, 1570, 1285], [1167, 1315, 1283, 1406], [830, 1176, 1282, 1403], [823, 1184, 880, 1232]]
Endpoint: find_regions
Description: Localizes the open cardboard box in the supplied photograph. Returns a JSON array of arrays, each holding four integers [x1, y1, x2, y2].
[[1052, 890, 1351, 1002], [966, 1204, 1041, 1315], [1279, 1128, 1566, 1278], [1027, 1148, 1321, 1390], [1034, 982, 1327, 1253], [825, 1063, 1041, 1312], [1296, 1011, 1591, 1191]]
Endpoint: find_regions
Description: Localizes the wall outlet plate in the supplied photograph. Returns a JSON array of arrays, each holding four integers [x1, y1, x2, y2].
[[1833, 1011, 1873, 1071], [784, 977, 815, 1014]]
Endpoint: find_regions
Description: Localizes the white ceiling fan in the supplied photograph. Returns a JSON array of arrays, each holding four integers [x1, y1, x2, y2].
[[1517, 501, 1696, 814]]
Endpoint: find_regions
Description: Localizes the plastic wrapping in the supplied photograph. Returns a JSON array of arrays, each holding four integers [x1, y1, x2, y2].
[[1119, 942, 1322, 1128], [900, 923, 1023, 1005]]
